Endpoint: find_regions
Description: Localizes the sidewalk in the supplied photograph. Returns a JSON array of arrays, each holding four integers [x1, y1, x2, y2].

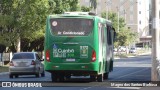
[[114, 51, 151, 59]]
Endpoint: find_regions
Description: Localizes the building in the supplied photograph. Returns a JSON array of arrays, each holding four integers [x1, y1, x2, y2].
[[80, 0, 151, 47]]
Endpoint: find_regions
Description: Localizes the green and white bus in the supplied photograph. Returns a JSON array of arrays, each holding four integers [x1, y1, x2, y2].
[[44, 12, 116, 82]]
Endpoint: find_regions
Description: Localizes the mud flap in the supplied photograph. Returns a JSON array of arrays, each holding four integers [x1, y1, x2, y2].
[[109, 60, 113, 72]]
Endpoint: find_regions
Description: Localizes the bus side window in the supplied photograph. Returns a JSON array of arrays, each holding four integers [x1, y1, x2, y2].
[[107, 25, 112, 45]]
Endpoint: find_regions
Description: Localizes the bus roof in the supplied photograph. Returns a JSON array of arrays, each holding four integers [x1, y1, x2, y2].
[[49, 14, 95, 19], [64, 12, 96, 16], [48, 12, 112, 25]]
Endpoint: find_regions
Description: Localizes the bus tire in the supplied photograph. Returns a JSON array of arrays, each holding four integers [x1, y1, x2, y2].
[[90, 75, 96, 81], [65, 75, 71, 81], [15, 75, 19, 78], [103, 73, 109, 80], [59, 75, 65, 82], [35, 73, 40, 78], [97, 74, 103, 82], [41, 71, 45, 77], [51, 73, 58, 82], [9, 74, 13, 78]]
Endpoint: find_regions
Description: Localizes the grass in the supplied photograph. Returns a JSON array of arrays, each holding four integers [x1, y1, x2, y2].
[[114, 52, 137, 58], [0, 66, 9, 73], [114, 53, 136, 58]]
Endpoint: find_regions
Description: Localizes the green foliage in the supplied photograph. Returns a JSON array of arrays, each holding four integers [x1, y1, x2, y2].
[[0, 14, 14, 27], [48, 0, 80, 14], [0, 0, 49, 52], [101, 11, 138, 48], [81, 6, 91, 12], [0, 0, 81, 52], [69, 0, 81, 11]]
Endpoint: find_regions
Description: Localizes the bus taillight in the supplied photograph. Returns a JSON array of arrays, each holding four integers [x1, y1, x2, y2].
[[31, 60, 36, 65], [46, 50, 50, 62], [91, 50, 96, 62]]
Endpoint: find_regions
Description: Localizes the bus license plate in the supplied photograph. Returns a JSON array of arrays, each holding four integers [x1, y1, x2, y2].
[[66, 59, 75, 62]]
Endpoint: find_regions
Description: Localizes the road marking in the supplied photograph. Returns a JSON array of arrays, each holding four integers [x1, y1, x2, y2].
[[79, 87, 92, 90], [112, 68, 149, 80], [111, 87, 141, 89]]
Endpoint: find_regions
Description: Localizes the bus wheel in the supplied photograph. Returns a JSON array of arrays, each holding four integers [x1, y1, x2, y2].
[[9, 74, 13, 78], [97, 74, 103, 82], [51, 73, 58, 82], [90, 75, 96, 81], [65, 75, 71, 81], [35, 73, 40, 78], [15, 75, 19, 78], [59, 75, 65, 82], [103, 73, 109, 80]]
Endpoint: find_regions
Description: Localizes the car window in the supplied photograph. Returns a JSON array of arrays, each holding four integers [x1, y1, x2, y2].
[[131, 48, 136, 50], [12, 53, 34, 60]]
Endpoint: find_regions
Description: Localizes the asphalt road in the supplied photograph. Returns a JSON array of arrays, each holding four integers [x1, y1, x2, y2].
[[1, 54, 159, 90]]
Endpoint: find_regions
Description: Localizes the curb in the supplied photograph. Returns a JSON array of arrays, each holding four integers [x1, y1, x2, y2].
[[138, 52, 151, 56], [114, 52, 151, 60]]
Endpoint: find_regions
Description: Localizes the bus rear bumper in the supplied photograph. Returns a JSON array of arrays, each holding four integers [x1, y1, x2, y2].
[[46, 70, 97, 76], [45, 63, 99, 75]]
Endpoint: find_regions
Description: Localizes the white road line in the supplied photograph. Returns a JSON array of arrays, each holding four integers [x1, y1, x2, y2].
[[79, 87, 92, 90], [111, 87, 141, 89], [112, 68, 149, 80]]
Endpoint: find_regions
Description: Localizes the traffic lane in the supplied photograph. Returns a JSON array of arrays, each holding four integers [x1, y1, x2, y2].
[[110, 55, 151, 81], [0, 65, 151, 82], [1, 64, 151, 82], [0, 87, 139, 90], [114, 55, 151, 64], [109, 67, 151, 81], [0, 71, 146, 88], [0, 71, 52, 81], [0, 55, 152, 90], [0, 55, 151, 84], [140, 87, 160, 90]]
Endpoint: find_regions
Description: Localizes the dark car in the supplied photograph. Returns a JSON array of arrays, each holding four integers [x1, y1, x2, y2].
[[9, 52, 45, 78]]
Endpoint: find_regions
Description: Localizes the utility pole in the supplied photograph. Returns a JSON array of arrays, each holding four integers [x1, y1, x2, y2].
[[151, 0, 159, 81], [106, 2, 108, 19], [117, 6, 119, 32], [106, 0, 109, 20], [124, 9, 126, 23]]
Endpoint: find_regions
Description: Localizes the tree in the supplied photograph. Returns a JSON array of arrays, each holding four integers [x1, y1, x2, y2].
[[48, 0, 80, 14], [0, 0, 81, 52], [0, 0, 18, 52], [69, 0, 81, 11], [101, 11, 138, 48], [81, 6, 91, 12], [0, 0, 49, 52]]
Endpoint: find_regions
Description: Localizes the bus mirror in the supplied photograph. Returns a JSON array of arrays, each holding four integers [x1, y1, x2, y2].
[[113, 28, 116, 41]]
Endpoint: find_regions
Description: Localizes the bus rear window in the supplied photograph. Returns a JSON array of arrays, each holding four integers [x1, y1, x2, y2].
[[50, 18, 93, 36]]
